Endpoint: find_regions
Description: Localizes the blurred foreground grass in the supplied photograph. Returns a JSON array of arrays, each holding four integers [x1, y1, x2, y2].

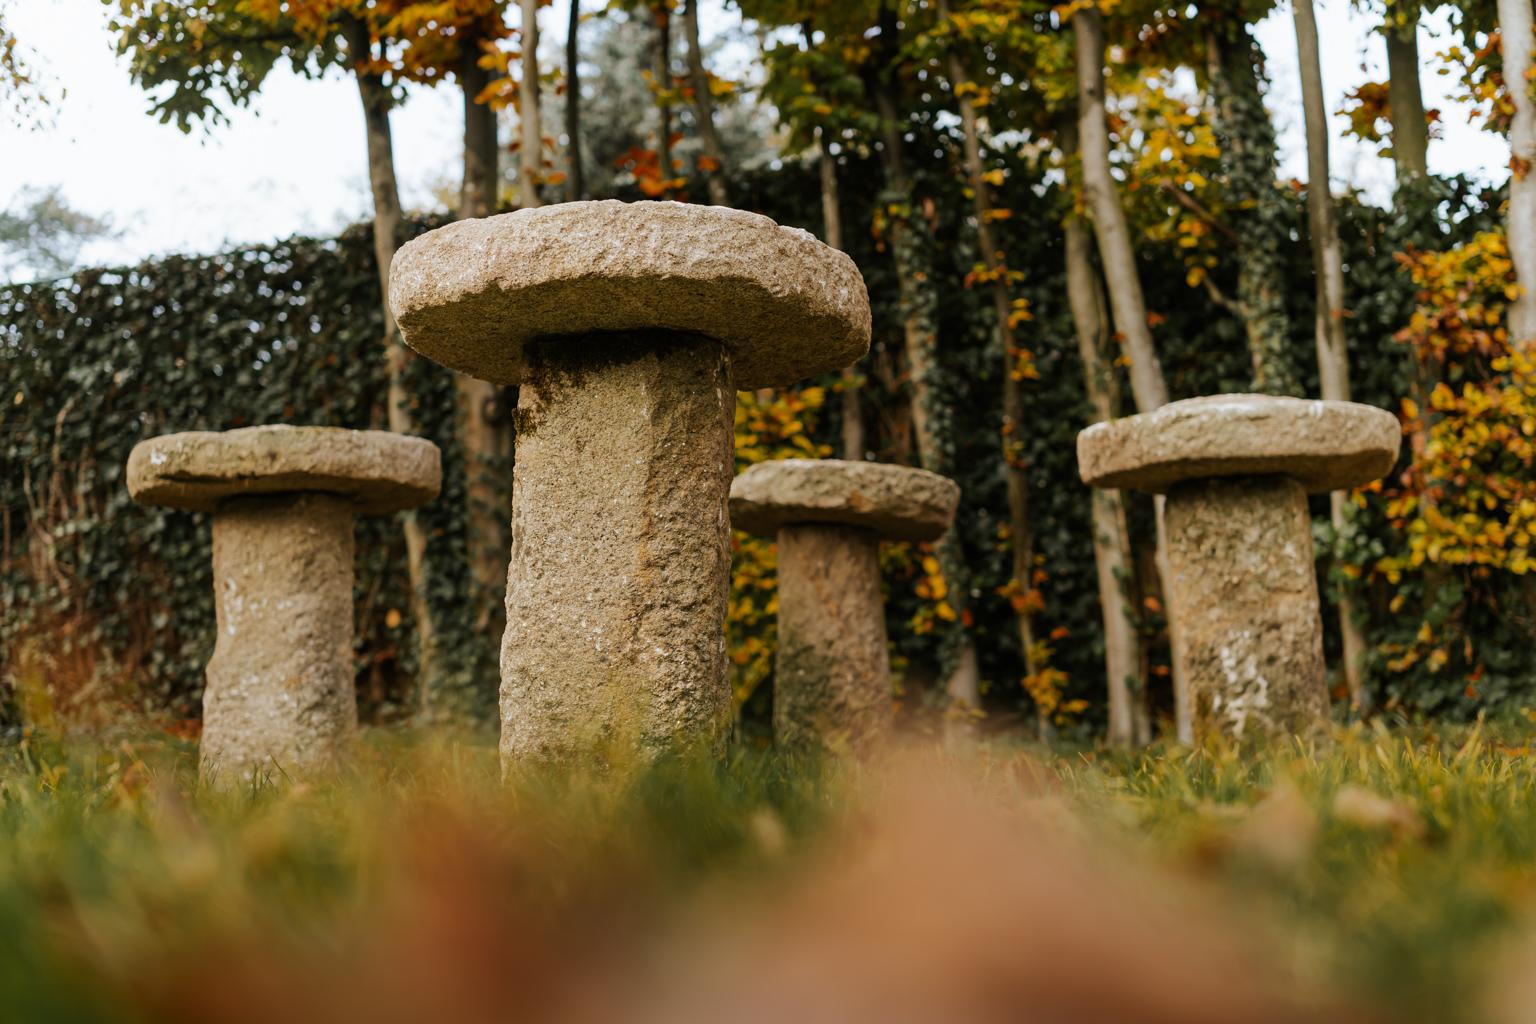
[[4, 718, 1536, 1022]]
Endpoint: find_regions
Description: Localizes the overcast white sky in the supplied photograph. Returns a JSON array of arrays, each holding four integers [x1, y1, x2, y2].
[[0, 0, 1511, 273]]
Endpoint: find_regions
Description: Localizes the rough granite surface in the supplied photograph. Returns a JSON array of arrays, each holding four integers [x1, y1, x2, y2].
[[774, 524, 894, 754], [499, 332, 735, 766], [388, 200, 871, 390], [1164, 476, 1330, 741], [729, 458, 959, 542], [128, 424, 441, 514], [1077, 394, 1400, 494], [201, 493, 358, 786]]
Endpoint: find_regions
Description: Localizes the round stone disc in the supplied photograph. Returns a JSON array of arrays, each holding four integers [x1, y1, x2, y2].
[[127, 424, 442, 514], [730, 459, 960, 542], [1077, 394, 1401, 494], [388, 200, 872, 391]]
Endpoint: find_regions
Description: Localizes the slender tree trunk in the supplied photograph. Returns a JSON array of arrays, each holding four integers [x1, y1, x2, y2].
[[520, 0, 542, 208], [566, 0, 585, 200], [654, 2, 673, 194], [1073, 7, 1167, 414], [1062, 117, 1148, 747], [457, 48, 514, 667], [1074, 4, 1188, 741], [1502, 0, 1536, 344], [341, 15, 437, 700], [682, 0, 729, 206], [1295, 0, 1368, 711], [1206, 26, 1300, 396], [939, 1, 1044, 735], [1385, 21, 1429, 182], [819, 125, 865, 461], [460, 51, 499, 217], [868, 17, 981, 710]]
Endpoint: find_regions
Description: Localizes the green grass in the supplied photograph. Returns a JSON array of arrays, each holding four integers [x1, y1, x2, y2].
[[4, 719, 1536, 1022]]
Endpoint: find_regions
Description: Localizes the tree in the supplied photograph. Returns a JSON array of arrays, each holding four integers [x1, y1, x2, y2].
[[1064, 196, 1150, 746], [109, 0, 516, 709], [1294, 0, 1369, 708], [1500, 0, 1536, 344], [0, 187, 113, 281], [520, 0, 544, 208], [681, 0, 730, 205], [566, 0, 586, 199], [1385, 3, 1431, 181], [932, 0, 1054, 732], [1072, 0, 1189, 740], [1203, 7, 1301, 395]]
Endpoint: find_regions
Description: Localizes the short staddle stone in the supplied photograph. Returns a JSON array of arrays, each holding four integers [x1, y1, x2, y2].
[[500, 332, 735, 764], [202, 492, 358, 784], [128, 424, 442, 786], [388, 200, 871, 390], [774, 524, 894, 754], [730, 458, 960, 542], [1164, 476, 1329, 740]]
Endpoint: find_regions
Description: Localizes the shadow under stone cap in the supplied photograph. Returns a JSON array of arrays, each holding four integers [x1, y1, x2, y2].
[[127, 424, 442, 514], [387, 200, 872, 391], [730, 458, 960, 542], [1077, 394, 1401, 495]]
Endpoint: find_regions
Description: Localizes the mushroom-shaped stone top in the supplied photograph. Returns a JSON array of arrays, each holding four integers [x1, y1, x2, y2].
[[730, 459, 960, 542], [388, 200, 872, 391], [1077, 394, 1401, 494], [127, 425, 442, 514]]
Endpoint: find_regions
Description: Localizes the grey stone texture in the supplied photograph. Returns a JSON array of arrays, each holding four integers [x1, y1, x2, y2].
[[730, 459, 959, 754], [1077, 394, 1401, 494], [1077, 394, 1400, 741], [500, 333, 736, 764], [729, 458, 960, 542], [773, 524, 894, 754], [204, 493, 359, 785], [127, 424, 441, 514], [128, 425, 442, 785], [1164, 476, 1329, 740], [388, 199, 872, 390]]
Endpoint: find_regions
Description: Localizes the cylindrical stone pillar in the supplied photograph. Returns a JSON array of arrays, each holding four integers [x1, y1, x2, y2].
[[501, 332, 735, 761], [1163, 476, 1327, 739], [388, 201, 872, 768], [205, 492, 357, 782], [1077, 395, 1401, 742], [127, 425, 441, 785], [730, 458, 960, 755], [774, 524, 892, 753]]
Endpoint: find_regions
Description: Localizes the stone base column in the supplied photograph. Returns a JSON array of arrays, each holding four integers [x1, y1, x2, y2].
[[203, 492, 357, 785], [774, 524, 893, 754], [501, 332, 735, 765], [1164, 476, 1328, 740]]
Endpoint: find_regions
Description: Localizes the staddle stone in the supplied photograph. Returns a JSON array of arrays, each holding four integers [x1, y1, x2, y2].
[[128, 425, 442, 784], [1076, 396, 1400, 741], [731, 459, 960, 753], [390, 201, 872, 767]]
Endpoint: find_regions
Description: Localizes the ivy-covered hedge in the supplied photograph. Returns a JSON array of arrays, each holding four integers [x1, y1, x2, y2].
[[0, 218, 493, 726], [2, 157, 1529, 737]]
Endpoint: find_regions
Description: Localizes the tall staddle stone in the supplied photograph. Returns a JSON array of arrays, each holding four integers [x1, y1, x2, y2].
[[730, 459, 959, 754], [1078, 396, 1400, 740], [127, 425, 441, 785], [389, 200, 871, 766]]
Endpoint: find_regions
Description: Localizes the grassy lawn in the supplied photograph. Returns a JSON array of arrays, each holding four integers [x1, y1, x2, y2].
[[4, 719, 1536, 1022]]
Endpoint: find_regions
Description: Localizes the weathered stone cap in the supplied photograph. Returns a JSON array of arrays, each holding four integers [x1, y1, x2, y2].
[[1077, 394, 1401, 494], [127, 425, 442, 514], [388, 200, 872, 391], [730, 459, 960, 542]]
